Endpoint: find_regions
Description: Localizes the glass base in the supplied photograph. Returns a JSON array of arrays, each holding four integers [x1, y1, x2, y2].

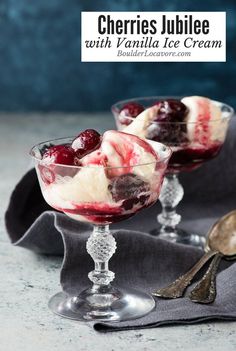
[[150, 227, 206, 249], [48, 285, 155, 322]]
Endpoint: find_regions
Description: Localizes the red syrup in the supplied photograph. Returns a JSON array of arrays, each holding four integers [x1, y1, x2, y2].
[[118, 102, 145, 125], [167, 142, 223, 173], [82, 213, 135, 225], [57, 197, 156, 225], [85, 200, 156, 225], [62, 205, 133, 225]]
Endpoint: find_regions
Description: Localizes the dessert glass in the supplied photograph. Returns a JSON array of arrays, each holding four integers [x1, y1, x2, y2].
[[112, 97, 234, 247], [30, 136, 171, 322]]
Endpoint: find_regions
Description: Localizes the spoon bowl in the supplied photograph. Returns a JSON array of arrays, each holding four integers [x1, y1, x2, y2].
[[206, 210, 236, 257]]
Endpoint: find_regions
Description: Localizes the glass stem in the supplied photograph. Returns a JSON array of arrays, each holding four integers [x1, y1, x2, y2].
[[86, 225, 116, 289], [158, 174, 184, 235]]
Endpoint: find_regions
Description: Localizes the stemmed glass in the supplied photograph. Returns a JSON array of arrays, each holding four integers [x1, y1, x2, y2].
[[30, 137, 171, 322], [112, 97, 234, 247]]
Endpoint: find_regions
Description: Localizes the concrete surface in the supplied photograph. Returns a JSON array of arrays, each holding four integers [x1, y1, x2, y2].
[[0, 113, 235, 351]]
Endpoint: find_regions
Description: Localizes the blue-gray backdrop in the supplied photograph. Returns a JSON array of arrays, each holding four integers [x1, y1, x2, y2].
[[0, 1, 235, 112]]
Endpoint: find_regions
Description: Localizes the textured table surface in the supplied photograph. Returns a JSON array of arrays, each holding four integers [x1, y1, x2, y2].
[[0, 113, 235, 351]]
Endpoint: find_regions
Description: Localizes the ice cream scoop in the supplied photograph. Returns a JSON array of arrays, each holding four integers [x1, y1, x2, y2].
[[123, 96, 224, 146], [81, 130, 159, 179], [182, 96, 224, 145], [36, 130, 170, 225]]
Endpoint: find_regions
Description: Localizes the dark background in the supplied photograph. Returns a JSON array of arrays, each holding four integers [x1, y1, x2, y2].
[[0, 1, 235, 112]]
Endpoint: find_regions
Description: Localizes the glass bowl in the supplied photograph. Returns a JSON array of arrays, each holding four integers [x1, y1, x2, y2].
[[112, 96, 234, 247], [30, 136, 171, 322]]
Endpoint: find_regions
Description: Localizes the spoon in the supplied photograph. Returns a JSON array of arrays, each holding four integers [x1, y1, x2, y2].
[[188, 253, 222, 303], [152, 210, 236, 299], [189, 211, 236, 303]]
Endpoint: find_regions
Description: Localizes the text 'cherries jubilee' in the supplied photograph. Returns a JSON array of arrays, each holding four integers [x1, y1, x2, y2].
[[72, 129, 101, 158], [119, 102, 145, 125]]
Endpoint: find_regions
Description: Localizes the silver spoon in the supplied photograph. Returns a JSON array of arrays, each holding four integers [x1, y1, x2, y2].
[[152, 210, 236, 299], [189, 211, 236, 303]]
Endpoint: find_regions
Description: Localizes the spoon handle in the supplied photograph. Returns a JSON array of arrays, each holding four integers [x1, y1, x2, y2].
[[189, 253, 222, 304], [152, 250, 217, 298]]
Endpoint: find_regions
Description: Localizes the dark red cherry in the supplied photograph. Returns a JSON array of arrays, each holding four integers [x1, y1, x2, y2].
[[72, 129, 101, 158], [153, 99, 188, 122], [119, 102, 145, 125], [42, 145, 76, 165], [108, 174, 150, 209], [147, 123, 188, 144], [148, 99, 188, 145]]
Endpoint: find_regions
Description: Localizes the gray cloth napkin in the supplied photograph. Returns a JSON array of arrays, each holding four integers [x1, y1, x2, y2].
[[5, 118, 236, 332]]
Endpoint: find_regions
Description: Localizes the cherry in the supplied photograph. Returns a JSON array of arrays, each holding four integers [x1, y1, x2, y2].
[[147, 123, 188, 144], [119, 102, 145, 125], [148, 99, 188, 144], [108, 173, 150, 209], [153, 99, 188, 122], [72, 129, 101, 158], [122, 195, 149, 211], [39, 145, 80, 185], [42, 145, 76, 165]]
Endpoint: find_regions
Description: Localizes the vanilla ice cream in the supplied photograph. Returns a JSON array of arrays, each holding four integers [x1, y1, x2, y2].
[[122, 96, 225, 147], [124, 106, 159, 139], [181, 96, 225, 145], [39, 129, 166, 225]]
